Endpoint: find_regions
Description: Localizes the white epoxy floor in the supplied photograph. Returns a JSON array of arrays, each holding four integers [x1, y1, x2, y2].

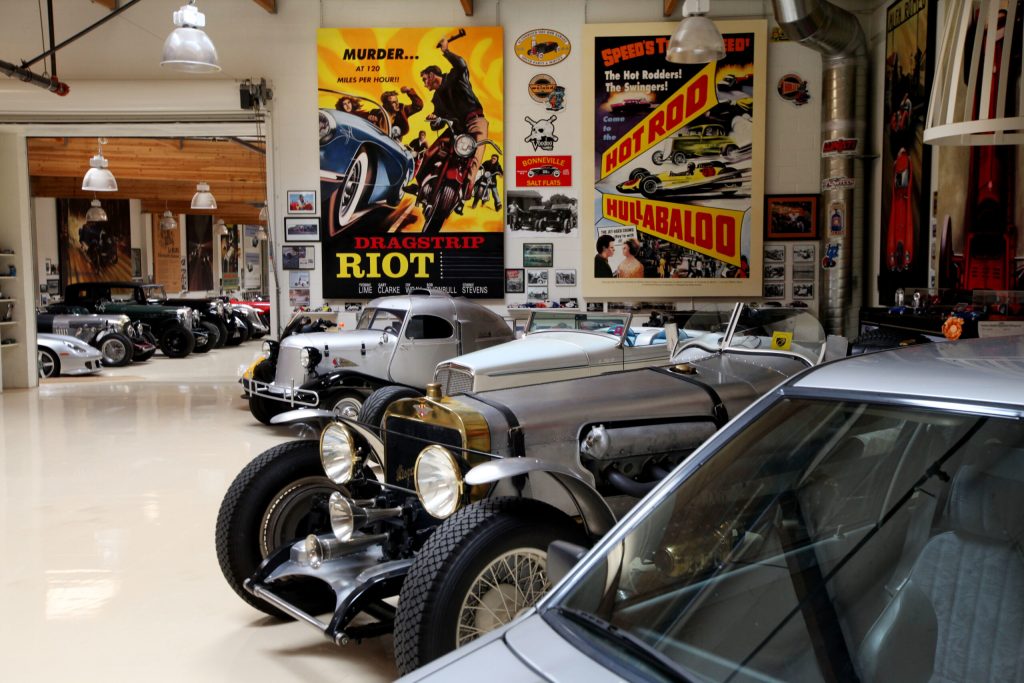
[[0, 345, 396, 682]]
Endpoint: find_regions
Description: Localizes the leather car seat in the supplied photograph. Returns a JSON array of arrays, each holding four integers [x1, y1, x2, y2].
[[857, 452, 1024, 683]]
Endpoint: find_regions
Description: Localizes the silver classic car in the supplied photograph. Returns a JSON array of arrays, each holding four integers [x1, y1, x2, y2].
[[36, 310, 156, 366], [215, 304, 843, 672], [37, 333, 104, 377], [403, 334, 1024, 683]]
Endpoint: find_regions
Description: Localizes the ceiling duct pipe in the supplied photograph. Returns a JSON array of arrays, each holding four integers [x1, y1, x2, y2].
[[772, 0, 867, 336]]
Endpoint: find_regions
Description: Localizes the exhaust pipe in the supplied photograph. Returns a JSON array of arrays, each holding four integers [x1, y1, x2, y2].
[[772, 0, 868, 336]]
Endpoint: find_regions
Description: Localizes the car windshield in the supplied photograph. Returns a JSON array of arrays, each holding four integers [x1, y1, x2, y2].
[[318, 88, 392, 136], [142, 285, 168, 301], [549, 398, 1024, 683], [525, 312, 637, 344], [725, 306, 826, 363], [356, 307, 405, 332]]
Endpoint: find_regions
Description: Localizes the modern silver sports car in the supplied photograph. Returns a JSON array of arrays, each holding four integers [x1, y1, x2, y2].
[[37, 333, 104, 378]]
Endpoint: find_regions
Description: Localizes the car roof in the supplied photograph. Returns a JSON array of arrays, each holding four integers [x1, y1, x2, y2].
[[791, 336, 1024, 407]]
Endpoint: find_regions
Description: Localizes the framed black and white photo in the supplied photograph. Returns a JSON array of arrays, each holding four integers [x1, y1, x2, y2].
[[527, 269, 549, 286], [284, 217, 320, 242], [792, 244, 815, 262], [763, 282, 785, 299], [507, 190, 578, 235], [287, 190, 318, 215], [764, 263, 786, 281], [282, 245, 315, 270], [764, 246, 785, 263], [559, 297, 579, 309], [505, 268, 525, 293], [554, 269, 576, 286], [527, 285, 549, 302], [523, 242, 554, 268], [586, 301, 604, 312], [344, 302, 363, 312], [792, 281, 815, 299]]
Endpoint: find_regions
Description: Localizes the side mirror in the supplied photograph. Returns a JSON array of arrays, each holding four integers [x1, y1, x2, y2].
[[547, 540, 588, 586]]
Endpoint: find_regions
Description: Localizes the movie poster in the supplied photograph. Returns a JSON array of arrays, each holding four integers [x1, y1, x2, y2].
[[582, 21, 766, 298], [242, 226, 263, 290], [185, 215, 213, 292], [220, 226, 240, 290], [152, 214, 181, 293], [880, 0, 932, 303], [57, 198, 132, 290], [317, 27, 504, 299]]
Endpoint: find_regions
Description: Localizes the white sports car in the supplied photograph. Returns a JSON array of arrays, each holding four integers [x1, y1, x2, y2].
[[37, 333, 104, 378]]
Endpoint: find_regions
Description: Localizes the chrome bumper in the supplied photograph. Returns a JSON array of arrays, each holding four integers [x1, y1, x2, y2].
[[246, 377, 320, 408]]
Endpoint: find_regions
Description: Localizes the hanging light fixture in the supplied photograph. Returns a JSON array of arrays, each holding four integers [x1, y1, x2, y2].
[[161, 1, 220, 73], [214, 218, 229, 236], [926, 0, 1024, 145], [258, 202, 269, 222], [666, 0, 726, 64], [81, 138, 118, 192], [191, 181, 217, 209], [255, 224, 268, 241], [85, 197, 108, 222]]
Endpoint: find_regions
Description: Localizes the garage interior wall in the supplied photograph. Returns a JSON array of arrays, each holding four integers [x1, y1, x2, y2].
[[1, 0, 890, 336]]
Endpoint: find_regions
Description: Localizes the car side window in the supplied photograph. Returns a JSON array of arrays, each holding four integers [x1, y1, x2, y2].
[[405, 315, 454, 340], [110, 287, 134, 302]]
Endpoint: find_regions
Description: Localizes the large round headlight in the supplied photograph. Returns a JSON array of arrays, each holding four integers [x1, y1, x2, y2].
[[454, 134, 476, 158], [415, 445, 463, 518], [299, 346, 322, 369], [262, 340, 274, 355], [328, 492, 355, 541], [319, 110, 337, 144], [321, 423, 357, 484]]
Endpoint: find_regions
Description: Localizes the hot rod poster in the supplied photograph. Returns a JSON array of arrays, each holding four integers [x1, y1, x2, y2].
[[317, 27, 504, 299], [582, 21, 766, 298]]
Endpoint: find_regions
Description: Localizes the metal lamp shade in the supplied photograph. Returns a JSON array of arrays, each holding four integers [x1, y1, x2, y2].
[[258, 203, 269, 222], [159, 210, 177, 231], [666, 15, 726, 64], [191, 182, 217, 210], [85, 199, 108, 222], [214, 219, 229, 236], [82, 154, 118, 191], [161, 27, 220, 73], [926, 0, 1024, 145], [255, 224, 268, 241]]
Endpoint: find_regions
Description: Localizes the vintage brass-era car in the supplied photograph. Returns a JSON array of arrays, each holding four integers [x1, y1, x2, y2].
[[216, 304, 840, 672], [403, 334, 1024, 683]]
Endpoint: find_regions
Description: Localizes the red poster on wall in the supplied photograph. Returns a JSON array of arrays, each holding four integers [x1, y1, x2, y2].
[[515, 155, 572, 187]]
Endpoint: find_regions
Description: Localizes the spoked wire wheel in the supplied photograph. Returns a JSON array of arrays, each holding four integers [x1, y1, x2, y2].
[[457, 548, 549, 646]]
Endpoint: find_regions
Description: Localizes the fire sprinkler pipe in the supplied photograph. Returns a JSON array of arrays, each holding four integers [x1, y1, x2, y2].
[[772, 0, 868, 336]]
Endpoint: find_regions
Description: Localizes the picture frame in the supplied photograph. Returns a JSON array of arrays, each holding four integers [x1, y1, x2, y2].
[[284, 217, 321, 242], [282, 245, 315, 270], [765, 194, 819, 240], [527, 285, 549, 302], [527, 269, 549, 286], [523, 242, 554, 268], [286, 190, 318, 215], [505, 268, 525, 293], [554, 269, 577, 286]]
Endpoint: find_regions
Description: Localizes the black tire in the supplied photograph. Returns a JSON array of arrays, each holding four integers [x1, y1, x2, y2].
[[225, 320, 250, 347], [37, 346, 61, 378], [640, 176, 661, 198], [192, 328, 213, 354], [651, 150, 665, 165], [200, 321, 222, 349], [722, 144, 738, 160], [132, 343, 157, 362], [215, 440, 339, 620], [359, 385, 421, 427], [628, 167, 650, 181], [98, 332, 134, 367], [142, 330, 159, 348], [213, 319, 229, 348], [249, 393, 288, 425], [423, 181, 461, 235], [394, 497, 586, 674], [671, 151, 687, 165], [159, 325, 195, 358]]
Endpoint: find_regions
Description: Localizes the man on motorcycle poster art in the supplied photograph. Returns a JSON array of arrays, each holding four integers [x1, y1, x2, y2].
[[381, 87, 423, 140], [418, 35, 489, 203], [471, 154, 503, 211]]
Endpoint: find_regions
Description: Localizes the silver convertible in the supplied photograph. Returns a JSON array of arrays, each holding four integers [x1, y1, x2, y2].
[[215, 304, 844, 673], [405, 334, 1024, 683]]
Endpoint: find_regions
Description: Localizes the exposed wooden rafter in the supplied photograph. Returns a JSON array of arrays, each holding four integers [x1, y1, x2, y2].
[[92, 0, 117, 10], [664, 0, 679, 17], [251, 0, 277, 13], [460, 0, 473, 16]]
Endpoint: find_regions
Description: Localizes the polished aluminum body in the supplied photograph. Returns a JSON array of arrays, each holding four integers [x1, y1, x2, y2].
[[37, 333, 104, 376]]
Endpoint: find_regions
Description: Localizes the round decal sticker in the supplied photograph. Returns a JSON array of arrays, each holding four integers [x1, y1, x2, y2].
[[515, 29, 571, 66], [528, 74, 558, 103]]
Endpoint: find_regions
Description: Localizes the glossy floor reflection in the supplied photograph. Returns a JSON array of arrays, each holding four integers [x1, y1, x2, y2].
[[0, 345, 396, 682]]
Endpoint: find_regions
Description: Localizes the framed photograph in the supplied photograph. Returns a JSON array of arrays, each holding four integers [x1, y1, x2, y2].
[[765, 194, 819, 240], [505, 268, 525, 293], [586, 301, 604, 312], [764, 263, 786, 281], [554, 269, 577, 286], [527, 269, 549, 286], [764, 246, 786, 263], [792, 244, 815, 262], [344, 302, 363, 312], [527, 285, 549, 302], [284, 217, 320, 242], [282, 245, 315, 270], [792, 281, 815, 300], [763, 282, 785, 299], [559, 297, 579, 309], [523, 242, 554, 267], [286, 190, 318, 215]]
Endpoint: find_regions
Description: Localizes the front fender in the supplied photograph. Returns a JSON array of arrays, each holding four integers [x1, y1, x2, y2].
[[300, 371, 412, 395], [465, 458, 615, 539]]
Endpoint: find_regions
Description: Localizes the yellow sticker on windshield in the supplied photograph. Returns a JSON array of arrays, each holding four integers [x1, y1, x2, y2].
[[771, 331, 793, 350]]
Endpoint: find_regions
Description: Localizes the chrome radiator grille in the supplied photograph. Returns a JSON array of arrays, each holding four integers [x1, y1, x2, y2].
[[435, 366, 474, 396], [274, 346, 309, 389]]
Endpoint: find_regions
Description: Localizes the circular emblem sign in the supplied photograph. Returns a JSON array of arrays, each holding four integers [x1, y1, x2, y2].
[[515, 29, 571, 66], [528, 74, 558, 103]]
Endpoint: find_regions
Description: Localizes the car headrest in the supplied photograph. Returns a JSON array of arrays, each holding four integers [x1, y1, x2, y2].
[[946, 451, 1024, 543]]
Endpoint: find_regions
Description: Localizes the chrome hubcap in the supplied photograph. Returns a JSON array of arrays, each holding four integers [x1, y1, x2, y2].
[[457, 548, 548, 647], [331, 397, 362, 420], [38, 350, 55, 377], [103, 339, 127, 363]]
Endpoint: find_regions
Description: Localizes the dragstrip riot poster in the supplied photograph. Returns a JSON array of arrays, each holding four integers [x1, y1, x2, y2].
[[582, 21, 766, 298], [318, 27, 504, 299]]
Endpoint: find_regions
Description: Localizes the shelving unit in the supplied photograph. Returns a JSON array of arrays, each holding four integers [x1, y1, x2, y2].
[[0, 132, 35, 391]]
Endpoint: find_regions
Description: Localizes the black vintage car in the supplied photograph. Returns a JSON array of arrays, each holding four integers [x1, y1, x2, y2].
[[57, 282, 209, 358], [148, 285, 250, 348]]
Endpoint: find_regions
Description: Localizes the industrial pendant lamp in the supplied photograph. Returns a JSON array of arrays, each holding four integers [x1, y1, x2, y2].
[[161, 1, 220, 73], [255, 224, 268, 241], [214, 218, 229, 236], [191, 181, 217, 210], [85, 197, 108, 222], [666, 0, 726, 64], [82, 138, 118, 192], [258, 202, 269, 222], [925, 0, 1024, 145]]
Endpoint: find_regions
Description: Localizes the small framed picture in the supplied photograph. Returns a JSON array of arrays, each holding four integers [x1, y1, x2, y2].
[[344, 302, 363, 312], [765, 194, 819, 240], [586, 301, 604, 312], [764, 246, 786, 263], [282, 245, 315, 270], [559, 297, 579, 309], [505, 268, 525, 293], [523, 242, 554, 268], [527, 285, 549, 302], [792, 281, 815, 299], [763, 282, 785, 299], [554, 269, 576, 286], [286, 190, 318, 215], [764, 264, 786, 281], [792, 244, 816, 262], [527, 269, 548, 286], [284, 217, 320, 242]]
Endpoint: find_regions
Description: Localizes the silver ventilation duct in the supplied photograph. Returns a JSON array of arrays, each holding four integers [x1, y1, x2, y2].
[[772, 0, 868, 336]]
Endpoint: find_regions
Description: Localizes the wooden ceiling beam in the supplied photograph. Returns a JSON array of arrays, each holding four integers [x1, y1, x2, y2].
[[251, 0, 277, 13], [664, 0, 679, 17], [92, 0, 118, 10], [460, 0, 473, 16], [143, 204, 262, 224]]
